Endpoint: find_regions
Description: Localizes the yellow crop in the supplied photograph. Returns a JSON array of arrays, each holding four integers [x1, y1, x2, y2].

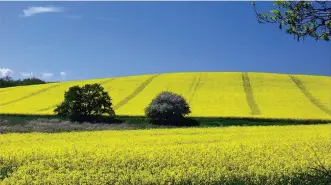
[[0, 72, 330, 119], [249, 73, 331, 119], [1, 124, 331, 184], [295, 74, 331, 110]]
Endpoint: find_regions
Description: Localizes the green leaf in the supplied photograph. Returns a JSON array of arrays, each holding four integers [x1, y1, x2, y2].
[[326, 20, 331, 28], [321, 34, 329, 41], [271, 9, 280, 15], [274, 0, 284, 6]]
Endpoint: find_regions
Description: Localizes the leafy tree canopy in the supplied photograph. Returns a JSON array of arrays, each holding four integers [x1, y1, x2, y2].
[[145, 91, 191, 125], [253, 1, 331, 41], [54, 83, 115, 122]]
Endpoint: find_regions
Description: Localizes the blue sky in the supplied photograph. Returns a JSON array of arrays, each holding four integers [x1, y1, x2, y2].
[[0, 2, 330, 81]]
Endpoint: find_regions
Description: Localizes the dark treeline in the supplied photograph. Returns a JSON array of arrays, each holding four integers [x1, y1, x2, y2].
[[0, 76, 51, 88]]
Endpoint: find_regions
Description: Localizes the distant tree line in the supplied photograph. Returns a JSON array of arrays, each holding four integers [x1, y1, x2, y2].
[[0, 76, 52, 88]]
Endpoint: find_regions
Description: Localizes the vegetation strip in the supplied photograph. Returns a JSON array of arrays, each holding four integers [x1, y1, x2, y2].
[[290, 75, 331, 116], [36, 79, 116, 112], [189, 73, 203, 103], [242, 72, 261, 115], [113, 74, 161, 110], [1, 113, 330, 128], [0, 84, 63, 107]]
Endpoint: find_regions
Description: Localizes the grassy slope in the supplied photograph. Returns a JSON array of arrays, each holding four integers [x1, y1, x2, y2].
[[0, 72, 330, 120]]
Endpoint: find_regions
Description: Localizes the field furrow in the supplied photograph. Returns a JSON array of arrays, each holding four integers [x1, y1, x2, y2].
[[0, 88, 15, 93], [37, 105, 57, 112], [0, 72, 330, 119], [249, 73, 330, 119], [242, 72, 260, 115], [188, 73, 203, 104], [99, 78, 116, 85], [113, 74, 160, 110], [0, 78, 116, 114], [35, 78, 116, 113], [115, 73, 195, 115], [186, 76, 197, 97], [293, 74, 331, 111], [290, 75, 331, 116], [189, 72, 250, 117], [0, 83, 63, 107], [189, 73, 203, 103]]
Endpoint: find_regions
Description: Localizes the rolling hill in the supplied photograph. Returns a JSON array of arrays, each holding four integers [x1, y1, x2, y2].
[[0, 72, 330, 120]]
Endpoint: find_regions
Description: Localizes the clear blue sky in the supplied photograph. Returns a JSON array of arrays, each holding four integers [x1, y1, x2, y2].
[[1, 2, 330, 81]]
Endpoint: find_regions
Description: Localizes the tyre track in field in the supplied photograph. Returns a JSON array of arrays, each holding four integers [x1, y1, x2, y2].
[[242, 72, 260, 115], [36, 78, 116, 112], [290, 75, 331, 116], [186, 76, 197, 96], [0, 87, 17, 93], [99, 78, 116, 85], [113, 74, 160, 110], [37, 105, 58, 112], [0, 83, 63, 107], [188, 73, 203, 104], [0, 89, 10, 93]]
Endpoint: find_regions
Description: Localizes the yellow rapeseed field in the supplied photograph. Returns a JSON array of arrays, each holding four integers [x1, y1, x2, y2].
[[0, 72, 330, 119], [295, 74, 331, 110], [249, 73, 331, 119], [1, 124, 331, 184]]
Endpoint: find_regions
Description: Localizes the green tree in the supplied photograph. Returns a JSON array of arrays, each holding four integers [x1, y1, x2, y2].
[[54, 83, 115, 122], [145, 91, 191, 125], [253, 1, 331, 41]]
